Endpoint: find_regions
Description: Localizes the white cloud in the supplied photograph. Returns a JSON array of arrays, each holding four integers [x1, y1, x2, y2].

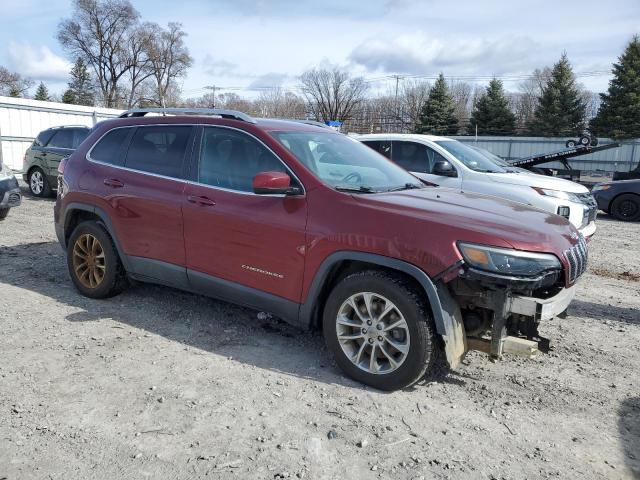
[[349, 33, 540, 76], [7, 41, 71, 82]]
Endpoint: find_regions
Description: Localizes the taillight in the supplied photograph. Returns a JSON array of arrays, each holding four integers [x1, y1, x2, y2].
[[58, 156, 68, 175]]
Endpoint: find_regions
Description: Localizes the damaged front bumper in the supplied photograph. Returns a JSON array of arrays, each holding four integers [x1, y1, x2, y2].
[[509, 285, 576, 322]]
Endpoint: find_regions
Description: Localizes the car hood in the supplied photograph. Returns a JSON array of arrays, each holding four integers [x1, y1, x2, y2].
[[484, 171, 588, 193], [354, 187, 580, 255]]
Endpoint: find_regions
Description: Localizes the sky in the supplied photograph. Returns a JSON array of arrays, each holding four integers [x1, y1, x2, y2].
[[0, 0, 639, 99]]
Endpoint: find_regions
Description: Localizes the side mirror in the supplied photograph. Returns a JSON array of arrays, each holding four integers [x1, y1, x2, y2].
[[432, 160, 457, 177], [253, 171, 300, 195]]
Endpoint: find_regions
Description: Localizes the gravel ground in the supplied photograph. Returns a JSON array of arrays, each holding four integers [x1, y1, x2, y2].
[[1, 185, 639, 480]]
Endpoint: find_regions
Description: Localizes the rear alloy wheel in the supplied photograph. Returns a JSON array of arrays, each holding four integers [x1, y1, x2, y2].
[[323, 271, 439, 391], [67, 221, 128, 298], [28, 167, 51, 197], [611, 194, 640, 222]]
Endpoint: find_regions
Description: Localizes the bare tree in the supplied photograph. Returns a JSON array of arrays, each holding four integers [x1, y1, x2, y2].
[[147, 22, 193, 107], [300, 67, 368, 122], [0, 66, 33, 96], [57, 0, 140, 108], [449, 80, 474, 134], [397, 79, 430, 132], [123, 22, 155, 108], [581, 89, 601, 121], [255, 88, 306, 118], [514, 67, 552, 132]]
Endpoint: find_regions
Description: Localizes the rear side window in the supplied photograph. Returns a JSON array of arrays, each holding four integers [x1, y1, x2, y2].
[[35, 130, 55, 147], [90, 128, 132, 165], [362, 140, 392, 159], [125, 126, 192, 178], [72, 129, 90, 148], [48, 129, 75, 149]]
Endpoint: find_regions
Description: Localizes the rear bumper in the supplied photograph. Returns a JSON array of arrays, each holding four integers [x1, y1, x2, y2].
[[509, 285, 576, 321]]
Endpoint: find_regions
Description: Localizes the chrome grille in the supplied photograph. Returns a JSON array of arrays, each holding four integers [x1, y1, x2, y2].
[[564, 235, 588, 283]]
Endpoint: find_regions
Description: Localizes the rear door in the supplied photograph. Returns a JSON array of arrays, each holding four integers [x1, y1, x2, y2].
[[182, 126, 307, 302], [390, 140, 462, 188], [87, 124, 194, 281]]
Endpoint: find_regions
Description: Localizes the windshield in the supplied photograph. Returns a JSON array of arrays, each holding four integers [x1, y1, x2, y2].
[[435, 140, 507, 173], [272, 131, 422, 192]]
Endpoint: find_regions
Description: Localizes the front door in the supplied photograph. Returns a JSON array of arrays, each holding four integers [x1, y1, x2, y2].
[[182, 126, 307, 303]]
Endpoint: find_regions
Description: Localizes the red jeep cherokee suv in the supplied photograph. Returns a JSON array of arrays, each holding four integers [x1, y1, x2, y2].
[[54, 108, 586, 391]]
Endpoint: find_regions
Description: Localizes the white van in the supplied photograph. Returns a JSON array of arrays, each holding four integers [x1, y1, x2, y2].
[[358, 134, 597, 238]]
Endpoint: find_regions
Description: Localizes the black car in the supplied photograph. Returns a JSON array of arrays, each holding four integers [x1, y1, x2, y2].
[[22, 126, 90, 197], [592, 179, 640, 221], [0, 161, 21, 220]]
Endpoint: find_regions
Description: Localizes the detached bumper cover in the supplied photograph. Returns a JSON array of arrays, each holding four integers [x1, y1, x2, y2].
[[509, 285, 576, 321]]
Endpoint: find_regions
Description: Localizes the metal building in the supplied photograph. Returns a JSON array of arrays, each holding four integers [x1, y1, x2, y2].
[[453, 135, 640, 175], [0, 96, 122, 172]]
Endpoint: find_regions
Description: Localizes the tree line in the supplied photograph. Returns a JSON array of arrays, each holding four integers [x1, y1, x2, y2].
[[0, 0, 638, 139]]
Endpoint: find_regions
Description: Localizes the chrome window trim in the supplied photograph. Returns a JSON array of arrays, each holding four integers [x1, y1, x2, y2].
[[85, 123, 306, 197]]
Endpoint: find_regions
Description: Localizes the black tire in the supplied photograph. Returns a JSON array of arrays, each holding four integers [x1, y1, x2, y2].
[[323, 270, 440, 391], [610, 194, 640, 222], [28, 167, 52, 197], [566, 140, 576, 148], [0, 208, 8, 220], [67, 221, 128, 298], [579, 135, 590, 146]]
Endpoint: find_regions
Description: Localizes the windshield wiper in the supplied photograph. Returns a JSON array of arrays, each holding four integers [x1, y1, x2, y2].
[[335, 185, 377, 193], [386, 183, 424, 192]]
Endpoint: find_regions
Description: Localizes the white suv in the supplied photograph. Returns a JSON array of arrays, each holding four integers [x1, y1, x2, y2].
[[358, 134, 597, 238]]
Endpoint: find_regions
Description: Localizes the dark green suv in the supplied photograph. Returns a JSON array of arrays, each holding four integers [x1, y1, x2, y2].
[[23, 126, 90, 197]]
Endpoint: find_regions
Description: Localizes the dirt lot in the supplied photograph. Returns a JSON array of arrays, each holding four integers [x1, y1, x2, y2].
[[1, 186, 639, 480]]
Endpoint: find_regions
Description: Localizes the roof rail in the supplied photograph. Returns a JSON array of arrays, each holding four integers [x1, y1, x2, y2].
[[118, 108, 256, 124], [264, 118, 332, 129]]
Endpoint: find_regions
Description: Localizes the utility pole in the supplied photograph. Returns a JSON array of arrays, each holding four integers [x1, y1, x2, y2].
[[392, 75, 402, 133], [204, 85, 217, 108]]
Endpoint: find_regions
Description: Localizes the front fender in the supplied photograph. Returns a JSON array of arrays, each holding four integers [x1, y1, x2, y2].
[[300, 251, 467, 368]]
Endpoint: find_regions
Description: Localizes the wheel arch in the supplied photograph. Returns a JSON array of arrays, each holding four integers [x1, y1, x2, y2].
[[63, 202, 132, 271], [300, 251, 466, 368]]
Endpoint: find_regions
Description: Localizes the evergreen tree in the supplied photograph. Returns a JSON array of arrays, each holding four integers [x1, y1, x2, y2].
[[469, 78, 516, 135], [61, 88, 76, 104], [8, 85, 21, 97], [527, 53, 586, 136], [67, 58, 95, 106], [415, 73, 459, 135], [34, 82, 50, 101], [590, 35, 640, 139]]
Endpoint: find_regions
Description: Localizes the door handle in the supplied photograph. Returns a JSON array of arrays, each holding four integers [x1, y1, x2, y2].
[[103, 178, 124, 188], [187, 195, 216, 206]]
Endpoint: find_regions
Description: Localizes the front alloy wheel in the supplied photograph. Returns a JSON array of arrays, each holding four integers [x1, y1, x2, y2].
[[336, 292, 410, 374], [323, 271, 440, 391]]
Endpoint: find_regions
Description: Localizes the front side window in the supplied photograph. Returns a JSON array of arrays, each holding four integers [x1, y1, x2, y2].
[[90, 128, 132, 165], [125, 126, 192, 178], [198, 127, 287, 192], [390, 141, 449, 174], [272, 131, 421, 192]]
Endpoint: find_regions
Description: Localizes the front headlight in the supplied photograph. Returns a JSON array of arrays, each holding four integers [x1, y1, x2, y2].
[[457, 242, 561, 277], [591, 184, 610, 192], [532, 187, 581, 203]]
